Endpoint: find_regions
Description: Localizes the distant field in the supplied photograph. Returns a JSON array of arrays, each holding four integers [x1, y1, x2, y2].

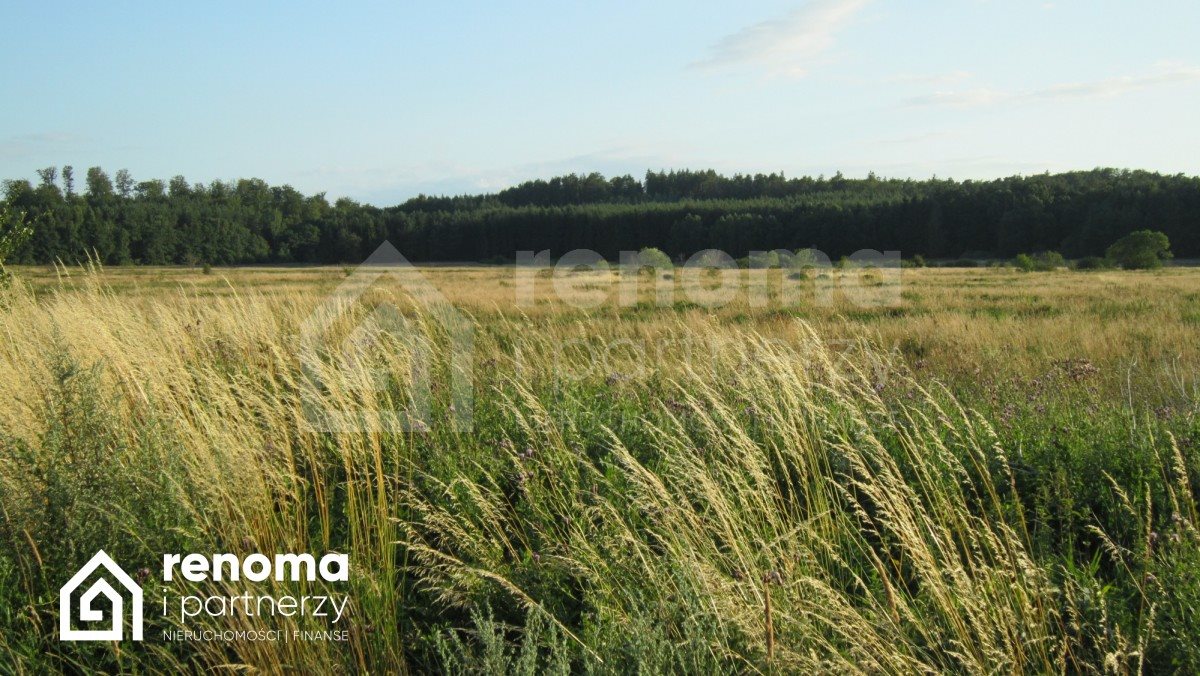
[[2, 263, 1198, 671], [13, 263, 1200, 400]]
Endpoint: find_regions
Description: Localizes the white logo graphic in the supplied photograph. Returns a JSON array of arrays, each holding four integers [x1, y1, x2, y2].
[[299, 241, 474, 434], [60, 550, 144, 641]]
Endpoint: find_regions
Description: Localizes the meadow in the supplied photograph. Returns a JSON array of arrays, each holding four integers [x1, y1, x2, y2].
[[1, 263, 1198, 673]]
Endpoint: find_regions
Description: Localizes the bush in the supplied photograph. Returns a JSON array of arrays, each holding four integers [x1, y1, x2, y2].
[[1073, 256, 1114, 271], [636, 247, 672, 272], [747, 251, 781, 269], [1106, 230, 1172, 270], [0, 202, 32, 281], [1035, 251, 1066, 270], [1014, 251, 1065, 272], [790, 249, 826, 271]]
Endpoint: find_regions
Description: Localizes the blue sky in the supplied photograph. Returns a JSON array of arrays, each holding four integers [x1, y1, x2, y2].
[[2, 0, 1199, 204]]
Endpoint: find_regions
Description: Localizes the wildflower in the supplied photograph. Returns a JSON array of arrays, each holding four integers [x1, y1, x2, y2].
[[1052, 358, 1100, 382], [665, 398, 688, 414]]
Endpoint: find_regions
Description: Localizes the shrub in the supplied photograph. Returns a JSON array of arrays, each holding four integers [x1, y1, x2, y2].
[[636, 247, 672, 272], [0, 202, 32, 281], [1106, 230, 1172, 270], [1014, 251, 1065, 272], [1074, 256, 1114, 271], [747, 251, 780, 269], [1034, 251, 1066, 270], [789, 249, 827, 273]]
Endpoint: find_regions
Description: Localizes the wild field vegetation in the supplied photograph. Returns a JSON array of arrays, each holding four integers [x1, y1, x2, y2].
[[1, 264, 1198, 673]]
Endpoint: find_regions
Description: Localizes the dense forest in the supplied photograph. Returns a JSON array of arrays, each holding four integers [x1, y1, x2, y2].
[[3, 166, 1199, 264]]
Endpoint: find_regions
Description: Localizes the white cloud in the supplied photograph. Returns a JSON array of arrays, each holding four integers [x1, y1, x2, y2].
[[691, 0, 871, 76], [0, 132, 87, 160], [905, 63, 1200, 108], [873, 129, 958, 146], [886, 70, 973, 86]]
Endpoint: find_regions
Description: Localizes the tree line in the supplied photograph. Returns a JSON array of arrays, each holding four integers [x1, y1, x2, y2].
[[3, 166, 1198, 265]]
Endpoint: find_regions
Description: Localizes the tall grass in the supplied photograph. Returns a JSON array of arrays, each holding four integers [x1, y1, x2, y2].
[[0, 268, 1196, 672]]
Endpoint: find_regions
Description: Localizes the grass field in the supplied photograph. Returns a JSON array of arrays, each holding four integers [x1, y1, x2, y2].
[[1, 263, 1198, 672]]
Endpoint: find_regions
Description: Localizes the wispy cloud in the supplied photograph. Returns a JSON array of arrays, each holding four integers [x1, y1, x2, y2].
[[905, 63, 1200, 108], [873, 129, 958, 146], [886, 70, 972, 86], [0, 132, 87, 160], [691, 0, 870, 76]]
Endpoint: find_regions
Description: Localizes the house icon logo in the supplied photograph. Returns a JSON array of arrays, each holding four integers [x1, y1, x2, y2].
[[299, 241, 474, 434], [59, 550, 144, 641]]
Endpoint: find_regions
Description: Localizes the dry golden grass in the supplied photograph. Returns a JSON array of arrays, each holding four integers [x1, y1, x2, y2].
[[1, 263, 1196, 672], [13, 263, 1200, 392]]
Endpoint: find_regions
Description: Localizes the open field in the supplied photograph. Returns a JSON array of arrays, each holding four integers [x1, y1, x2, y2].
[[13, 263, 1200, 403], [2, 264, 1199, 672]]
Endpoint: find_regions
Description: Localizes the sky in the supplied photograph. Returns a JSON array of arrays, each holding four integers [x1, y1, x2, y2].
[[2, 0, 1199, 204]]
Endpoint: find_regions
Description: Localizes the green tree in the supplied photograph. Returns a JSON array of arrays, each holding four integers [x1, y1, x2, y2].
[[169, 175, 190, 198], [635, 247, 672, 273], [114, 169, 134, 198], [35, 166, 58, 191], [85, 167, 113, 199], [0, 202, 33, 270], [1013, 251, 1065, 272], [62, 165, 75, 198], [1106, 230, 1172, 270]]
